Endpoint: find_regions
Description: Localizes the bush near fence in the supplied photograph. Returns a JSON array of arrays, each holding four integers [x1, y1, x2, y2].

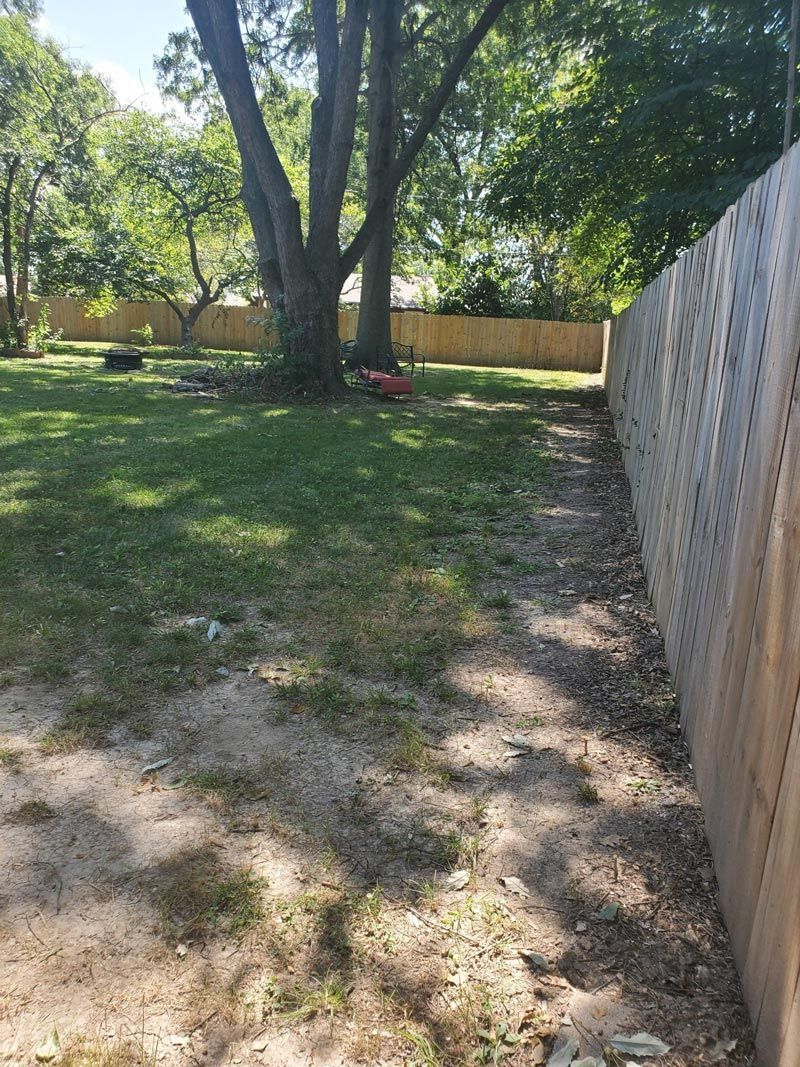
[[604, 141, 800, 1066], [1, 296, 603, 372]]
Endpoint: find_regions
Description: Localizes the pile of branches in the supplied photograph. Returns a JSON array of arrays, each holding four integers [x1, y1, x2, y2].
[[165, 362, 305, 400]]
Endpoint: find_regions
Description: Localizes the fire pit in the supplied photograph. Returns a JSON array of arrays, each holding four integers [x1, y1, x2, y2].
[[104, 347, 143, 371]]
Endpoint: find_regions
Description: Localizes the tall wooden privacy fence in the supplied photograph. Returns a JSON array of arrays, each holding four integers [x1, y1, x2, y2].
[[8, 296, 603, 372], [604, 143, 800, 1065]]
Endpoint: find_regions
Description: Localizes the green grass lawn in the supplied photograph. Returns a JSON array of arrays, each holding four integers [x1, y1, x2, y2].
[[0, 343, 585, 746]]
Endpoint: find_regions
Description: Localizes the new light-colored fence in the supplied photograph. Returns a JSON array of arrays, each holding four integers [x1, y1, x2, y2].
[[8, 296, 603, 372], [603, 142, 800, 1066]]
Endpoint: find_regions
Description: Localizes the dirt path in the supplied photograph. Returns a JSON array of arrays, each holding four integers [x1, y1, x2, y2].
[[1, 381, 754, 1066]]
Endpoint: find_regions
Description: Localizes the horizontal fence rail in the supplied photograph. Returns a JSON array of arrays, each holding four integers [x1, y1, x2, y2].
[[1, 296, 603, 372], [603, 142, 800, 1066]]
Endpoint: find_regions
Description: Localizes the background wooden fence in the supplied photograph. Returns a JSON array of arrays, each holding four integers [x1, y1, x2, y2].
[[6, 296, 603, 372], [603, 141, 800, 1066]]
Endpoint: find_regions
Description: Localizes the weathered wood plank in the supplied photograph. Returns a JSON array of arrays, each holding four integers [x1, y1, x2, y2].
[[604, 141, 800, 1066]]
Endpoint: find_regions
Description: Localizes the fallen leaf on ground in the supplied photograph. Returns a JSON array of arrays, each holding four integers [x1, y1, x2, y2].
[[141, 756, 174, 776], [520, 949, 550, 971], [502, 733, 531, 752], [547, 1038, 579, 1066], [500, 875, 531, 897], [710, 1038, 737, 1060], [35, 1029, 60, 1063], [609, 1032, 671, 1057], [443, 869, 470, 891], [596, 902, 621, 922]]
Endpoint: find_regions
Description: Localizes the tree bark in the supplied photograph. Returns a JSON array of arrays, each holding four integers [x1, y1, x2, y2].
[[356, 0, 402, 364], [2, 157, 20, 340], [339, 0, 512, 284], [16, 165, 50, 347], [187, 0, 365, 393], [241, 154, 284, 310], [186, 0, 511, 394]]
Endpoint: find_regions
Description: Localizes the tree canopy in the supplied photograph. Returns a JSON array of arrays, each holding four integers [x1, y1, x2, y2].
[[489, 0, 793, 293], [0, 12, 112, 345]]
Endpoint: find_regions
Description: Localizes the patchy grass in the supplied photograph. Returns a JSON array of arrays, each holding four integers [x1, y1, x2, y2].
[[0, 741, 21, 769], [156, 847, 266, 940], [262, 972, 351, 1022], [8, 798, 57, 823], [577, 780, 599, 804], [0, 346, 582, 743], [56, 1037, 158, 1067]]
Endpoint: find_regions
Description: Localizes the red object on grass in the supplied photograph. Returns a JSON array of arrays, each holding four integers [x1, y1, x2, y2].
[[356, 367, 413, 396]]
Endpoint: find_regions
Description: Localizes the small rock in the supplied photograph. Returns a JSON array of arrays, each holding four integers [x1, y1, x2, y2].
[[575, 921, 588, 933], [215, 666, 230, 677], [499, 875, 531, 897], [207, 619, 223, 641], [109, 605, 128, 615], [185, 616, 208, 628], [175, 943, 188, 958]]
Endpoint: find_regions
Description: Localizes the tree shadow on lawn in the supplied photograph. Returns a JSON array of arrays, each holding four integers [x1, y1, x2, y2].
[[0, 365, 754, 1063]]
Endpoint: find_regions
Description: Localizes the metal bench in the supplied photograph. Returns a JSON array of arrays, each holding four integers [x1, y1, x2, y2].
[[376, 341, 424, 377]]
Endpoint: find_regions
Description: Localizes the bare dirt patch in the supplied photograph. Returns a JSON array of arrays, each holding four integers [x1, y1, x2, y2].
[[0, 380, 754, 1066]]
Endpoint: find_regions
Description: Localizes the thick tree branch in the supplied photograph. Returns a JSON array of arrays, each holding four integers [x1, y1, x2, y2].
[[18, 163, 50, 310], [186, 0, 308, 292], [185, 216, 211, 297], [309, 0, 368, 260], [2, 156, 20, 319], [309, 0, 339, 229], [339, 0, 512, 282], [240, 153, 284, 309]]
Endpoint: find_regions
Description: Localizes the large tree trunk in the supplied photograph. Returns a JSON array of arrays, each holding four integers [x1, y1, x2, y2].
[[285, 280, 342, 393], [180, 313, 195, 349], [187, 0, 511, 395], [356, 0, 401, 364], [357, 207, 394, 362], [187, 0, 363, 394]]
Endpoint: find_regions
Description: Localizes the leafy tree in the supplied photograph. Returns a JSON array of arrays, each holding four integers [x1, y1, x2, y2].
[[430, 233, 613, 322], [0, 14, 112, 346], [490, 0, 794, 291], [38, 113, 252, 348], [181, 0, 513, 393]]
